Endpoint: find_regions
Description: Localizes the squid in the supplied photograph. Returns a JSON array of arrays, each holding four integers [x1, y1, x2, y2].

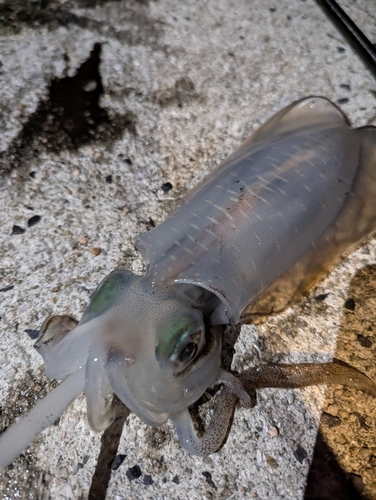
[[1, 96, 376, 466]]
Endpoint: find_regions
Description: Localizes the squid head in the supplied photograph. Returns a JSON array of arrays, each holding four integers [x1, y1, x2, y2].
[[39, 270, 223, 429]]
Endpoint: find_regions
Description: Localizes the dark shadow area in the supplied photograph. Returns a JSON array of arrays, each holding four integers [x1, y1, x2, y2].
[[305, 431, 366, 500], [0, 43, 136, 176], [305, 264, 376, 499], [0, 0, 159, 45], [88, 397, 130, 500]]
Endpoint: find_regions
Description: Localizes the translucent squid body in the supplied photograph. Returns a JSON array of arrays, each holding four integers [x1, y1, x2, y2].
[[1, 96, 376, 467]]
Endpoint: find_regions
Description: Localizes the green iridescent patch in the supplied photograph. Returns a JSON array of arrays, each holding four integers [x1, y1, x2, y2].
[[80, 270, 129, 324]]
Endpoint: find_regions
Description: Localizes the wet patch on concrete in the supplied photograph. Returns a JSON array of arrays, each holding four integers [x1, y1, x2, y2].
[[0, 43, 136, 176], [0, 0, 162, 47]]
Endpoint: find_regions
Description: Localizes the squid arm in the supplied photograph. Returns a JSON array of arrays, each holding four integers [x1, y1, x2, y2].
[[171, 360, 376, 456]]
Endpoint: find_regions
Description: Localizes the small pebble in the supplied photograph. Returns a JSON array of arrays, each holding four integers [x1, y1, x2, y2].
[[12, 225, 25, 235], [327, 404, 339, 416], [83, 80, 97, 92], [25, 329, 39, 340], [79, 237, 89, 244], [285, 392, 295, 405], [344, 298, 355, 310], [161, 182, 173, 192], [314, 293, 328, 302], [91, 247, 101, 256], [126, 464, 142, 481], [293, 444, 307, 463], [357, 334, 372, 348], [202, 471, 217, 490], [268, 426, 279, 437], [265, 456, 278, 469], [27, 215, 41, 227], [110, 454, 126, 471], [142, 475, 154, 485]]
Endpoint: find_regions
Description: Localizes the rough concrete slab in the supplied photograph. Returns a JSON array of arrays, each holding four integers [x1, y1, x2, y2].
[[0, 0, 376, 498]]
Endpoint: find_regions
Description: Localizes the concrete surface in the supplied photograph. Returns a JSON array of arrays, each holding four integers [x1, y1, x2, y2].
[[0, 0, 376, 498]]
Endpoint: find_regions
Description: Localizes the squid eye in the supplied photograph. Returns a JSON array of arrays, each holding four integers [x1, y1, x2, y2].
[[155, 315, 205, 365], [178, 342, 198, 363]]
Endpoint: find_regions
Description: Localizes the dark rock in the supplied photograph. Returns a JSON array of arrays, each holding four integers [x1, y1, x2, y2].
[[357, 334, 372, 348], [126, 464, 142, 480], [202, 471, 217, 490], [142, 474, 154, 485], [161, 182, 173, 192], [28, 215, 41, 227], [25, 329, 39, 339], [110, 454, 126, 471], [344, 298, 355, 310], [12, 225, 25, 235], [314, 293, 328, 302], [294, 444, 308, 463]]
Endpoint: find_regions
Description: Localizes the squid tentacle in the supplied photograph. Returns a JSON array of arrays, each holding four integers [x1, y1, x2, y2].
[[171, 385, 237, 456], [171, 360, 376, 456]]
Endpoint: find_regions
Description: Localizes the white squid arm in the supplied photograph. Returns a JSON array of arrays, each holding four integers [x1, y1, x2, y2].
[[0, 368, 85, 468]]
